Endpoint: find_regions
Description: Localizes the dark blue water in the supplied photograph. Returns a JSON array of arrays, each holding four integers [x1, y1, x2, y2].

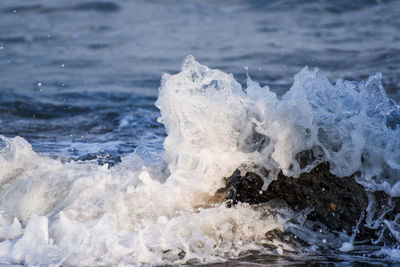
[[1, 0, 399, 160]]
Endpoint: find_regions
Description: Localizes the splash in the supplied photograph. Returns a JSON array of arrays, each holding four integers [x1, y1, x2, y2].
[[0, 56, 399, 265], [0, 136, 288, 265], [157, 55, 400, 195]]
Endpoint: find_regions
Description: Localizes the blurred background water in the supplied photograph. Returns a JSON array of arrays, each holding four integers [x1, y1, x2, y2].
[[0, 0, 399, 160]]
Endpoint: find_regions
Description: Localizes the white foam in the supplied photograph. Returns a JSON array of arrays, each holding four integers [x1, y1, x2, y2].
[[0, 135, 286, 265], [0, 217, 21, 240], [339, 242, 354, 252], [156, 55, 400, 194], [0, 56, 398, 265]]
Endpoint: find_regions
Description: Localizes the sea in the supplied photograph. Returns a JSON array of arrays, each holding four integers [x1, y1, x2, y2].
[[0, 0, 399, 266]]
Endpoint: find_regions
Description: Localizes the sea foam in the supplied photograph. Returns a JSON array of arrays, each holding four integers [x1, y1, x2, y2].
[[0, 56, 399, 265], [157, 55, 400, 195]]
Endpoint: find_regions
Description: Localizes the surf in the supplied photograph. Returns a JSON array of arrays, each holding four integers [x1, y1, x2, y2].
[[0, 56, 399, 265]]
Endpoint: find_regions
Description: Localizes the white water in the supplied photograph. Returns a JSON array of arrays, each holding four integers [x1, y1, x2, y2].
[[0, 136, 289, 265], [0, 56, 399, 265], [157, 55, 400, 194]]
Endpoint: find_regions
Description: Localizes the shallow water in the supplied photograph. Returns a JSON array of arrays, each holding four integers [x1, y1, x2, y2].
[[0, 0, 400, 266]]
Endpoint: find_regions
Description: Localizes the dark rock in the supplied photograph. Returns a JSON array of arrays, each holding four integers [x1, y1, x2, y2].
[[217, 162, 400, 245], [219, 162, 367, 234]]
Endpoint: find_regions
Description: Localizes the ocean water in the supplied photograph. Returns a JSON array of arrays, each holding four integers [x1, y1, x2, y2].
[[0, 0, 400, 266]]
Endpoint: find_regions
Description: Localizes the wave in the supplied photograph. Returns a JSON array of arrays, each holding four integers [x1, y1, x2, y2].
[[0, 56, 399, 265], [157, 55, 400, 196]]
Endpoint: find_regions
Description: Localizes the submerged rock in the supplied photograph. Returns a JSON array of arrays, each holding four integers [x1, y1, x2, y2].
[[218, 162, 400, 246]]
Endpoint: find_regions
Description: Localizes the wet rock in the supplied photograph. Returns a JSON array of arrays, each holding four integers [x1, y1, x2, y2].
[[218, 163, 367, 234], [218, 162, 400, 246]]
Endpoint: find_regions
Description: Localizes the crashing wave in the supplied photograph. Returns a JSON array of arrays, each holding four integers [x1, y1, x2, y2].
[[157, 55, 400, 195], [0, 56, 399, 265]]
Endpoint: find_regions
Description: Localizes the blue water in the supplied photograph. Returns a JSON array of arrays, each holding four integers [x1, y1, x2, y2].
[[1, 0, 399, 160], [0, 0, 400, 265]]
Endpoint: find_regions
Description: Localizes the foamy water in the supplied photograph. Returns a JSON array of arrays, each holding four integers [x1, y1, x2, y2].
[[0, 57, 399, 265]]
